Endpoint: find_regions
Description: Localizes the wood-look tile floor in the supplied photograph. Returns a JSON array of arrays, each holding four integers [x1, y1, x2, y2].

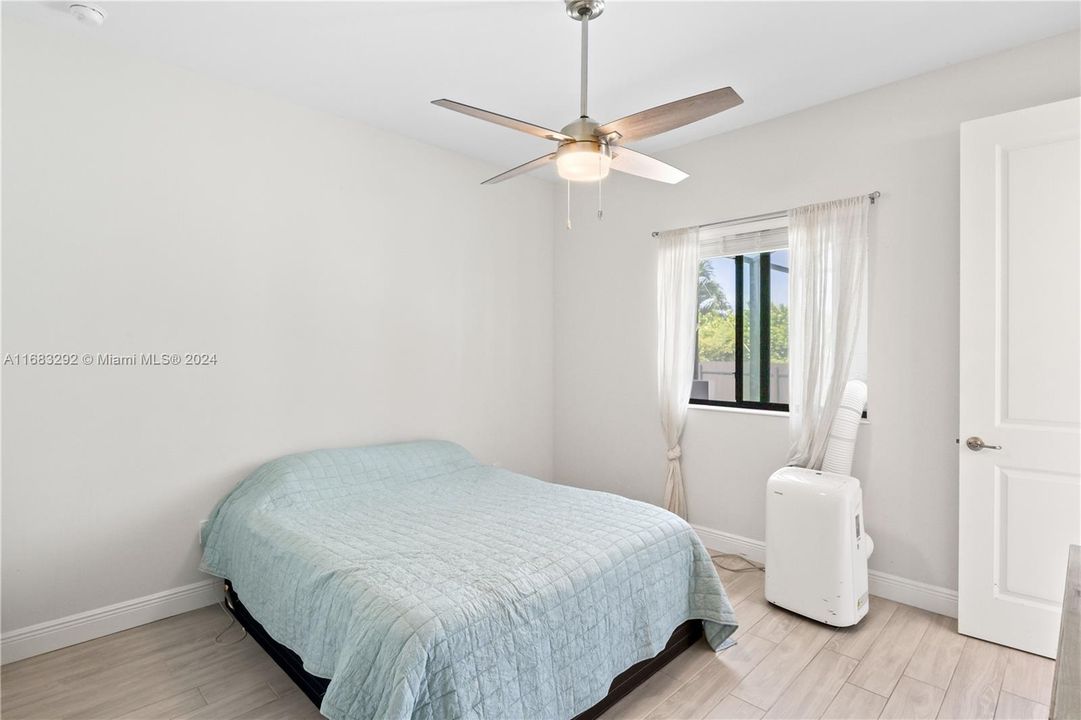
[[601, 565, 1054, 720], [1, 560, 1055, 720]]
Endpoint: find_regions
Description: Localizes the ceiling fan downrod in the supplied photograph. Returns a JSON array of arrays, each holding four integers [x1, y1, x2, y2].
[[580, 14, 588, 117], [567, 0, 604, 119]]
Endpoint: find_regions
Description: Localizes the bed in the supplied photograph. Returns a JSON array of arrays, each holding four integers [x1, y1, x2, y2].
[[200, 440, 737, 720]]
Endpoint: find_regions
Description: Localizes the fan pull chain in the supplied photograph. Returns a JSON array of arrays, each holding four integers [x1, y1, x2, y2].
[[597, 154, 604, 220], [566, 180, 572, 230]]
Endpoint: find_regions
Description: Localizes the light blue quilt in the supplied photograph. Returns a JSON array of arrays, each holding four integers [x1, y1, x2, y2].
[[200, 440, 737, 720]]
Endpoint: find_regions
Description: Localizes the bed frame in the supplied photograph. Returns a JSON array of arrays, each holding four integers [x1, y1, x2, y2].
[[224, 581, 702, 720]]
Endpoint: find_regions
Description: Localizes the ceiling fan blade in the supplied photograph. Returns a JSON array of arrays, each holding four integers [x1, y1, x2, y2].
[[432, 99, 573, 142], [481, 153, 557, 185], [595, 87, 743, 143], [609, 147, 688, 184]]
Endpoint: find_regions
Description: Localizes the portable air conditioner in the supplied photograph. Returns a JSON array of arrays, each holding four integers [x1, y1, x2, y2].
[[764, 467, 874, 626]]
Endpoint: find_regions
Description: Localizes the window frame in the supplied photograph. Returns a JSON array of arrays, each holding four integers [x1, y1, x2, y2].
[[692, 249, 789, 413]]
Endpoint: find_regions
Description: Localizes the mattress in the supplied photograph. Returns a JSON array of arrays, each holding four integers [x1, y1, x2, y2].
[[200, 440, 737, 720]]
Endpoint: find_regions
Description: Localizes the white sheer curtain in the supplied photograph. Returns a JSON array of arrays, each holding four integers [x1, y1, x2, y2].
[[656, 227, 699, 517], [787, 196, 870, 469]]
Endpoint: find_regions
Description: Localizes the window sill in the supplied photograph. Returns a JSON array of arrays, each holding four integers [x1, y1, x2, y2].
[[688, 404, 788, 418], [687, 403, 872, 424]]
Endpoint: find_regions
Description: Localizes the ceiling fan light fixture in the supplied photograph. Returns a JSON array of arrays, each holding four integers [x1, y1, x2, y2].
[[556, 141, 611, 182]]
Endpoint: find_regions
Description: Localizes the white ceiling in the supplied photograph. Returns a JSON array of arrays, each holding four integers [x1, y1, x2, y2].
[[6, 1, 1080, 177]]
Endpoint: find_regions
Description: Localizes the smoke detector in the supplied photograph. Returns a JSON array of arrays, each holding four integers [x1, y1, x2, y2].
[[68, 3, 106, 26]]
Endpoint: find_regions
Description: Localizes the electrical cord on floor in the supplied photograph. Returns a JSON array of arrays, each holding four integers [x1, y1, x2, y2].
[[213, 600, 248, 646], [710, 552, 764, 573]]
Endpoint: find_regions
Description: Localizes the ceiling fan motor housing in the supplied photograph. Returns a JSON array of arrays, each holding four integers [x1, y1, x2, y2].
[[560, 117, 602, 140]]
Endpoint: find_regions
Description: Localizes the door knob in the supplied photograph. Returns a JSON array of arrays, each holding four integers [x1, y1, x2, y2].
[[965, 436, 1002, 452]]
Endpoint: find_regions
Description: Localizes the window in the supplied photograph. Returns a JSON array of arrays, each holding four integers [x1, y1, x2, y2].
[[692, 243, 790, 410], [692, 217, 791, 410], [690, 217, 867, 413]]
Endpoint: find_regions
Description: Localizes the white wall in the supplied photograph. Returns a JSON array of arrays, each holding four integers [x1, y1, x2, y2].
[[553, 31, 1081, 592], [1, 18, 554, 632], [4, 14, 1078, 643]]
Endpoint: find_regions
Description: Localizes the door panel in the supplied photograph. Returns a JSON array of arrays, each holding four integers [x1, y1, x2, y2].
[[1002, 137, 1081, 427], [959, 97, 1081, 658], [998, 468, 1080, 604]]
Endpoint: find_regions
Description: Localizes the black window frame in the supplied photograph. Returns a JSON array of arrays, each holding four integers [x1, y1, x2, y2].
[[691, 250, 789, 413]]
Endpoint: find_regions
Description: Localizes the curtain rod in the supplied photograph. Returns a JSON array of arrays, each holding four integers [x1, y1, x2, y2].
[[650, 191, 880, 237]]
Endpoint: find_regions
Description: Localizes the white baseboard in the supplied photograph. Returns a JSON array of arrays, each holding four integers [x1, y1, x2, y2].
[[1, 578, 223, 665], [863, 568, 959, 618], [693, 523, 958, 619], [694, 525, 768, 564]]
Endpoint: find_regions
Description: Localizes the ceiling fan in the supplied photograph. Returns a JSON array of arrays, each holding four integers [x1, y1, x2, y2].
[[432, 0, 742, 187]]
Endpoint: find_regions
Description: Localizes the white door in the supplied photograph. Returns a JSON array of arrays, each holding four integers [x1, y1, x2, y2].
[[958, 97, 1081, 659]]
